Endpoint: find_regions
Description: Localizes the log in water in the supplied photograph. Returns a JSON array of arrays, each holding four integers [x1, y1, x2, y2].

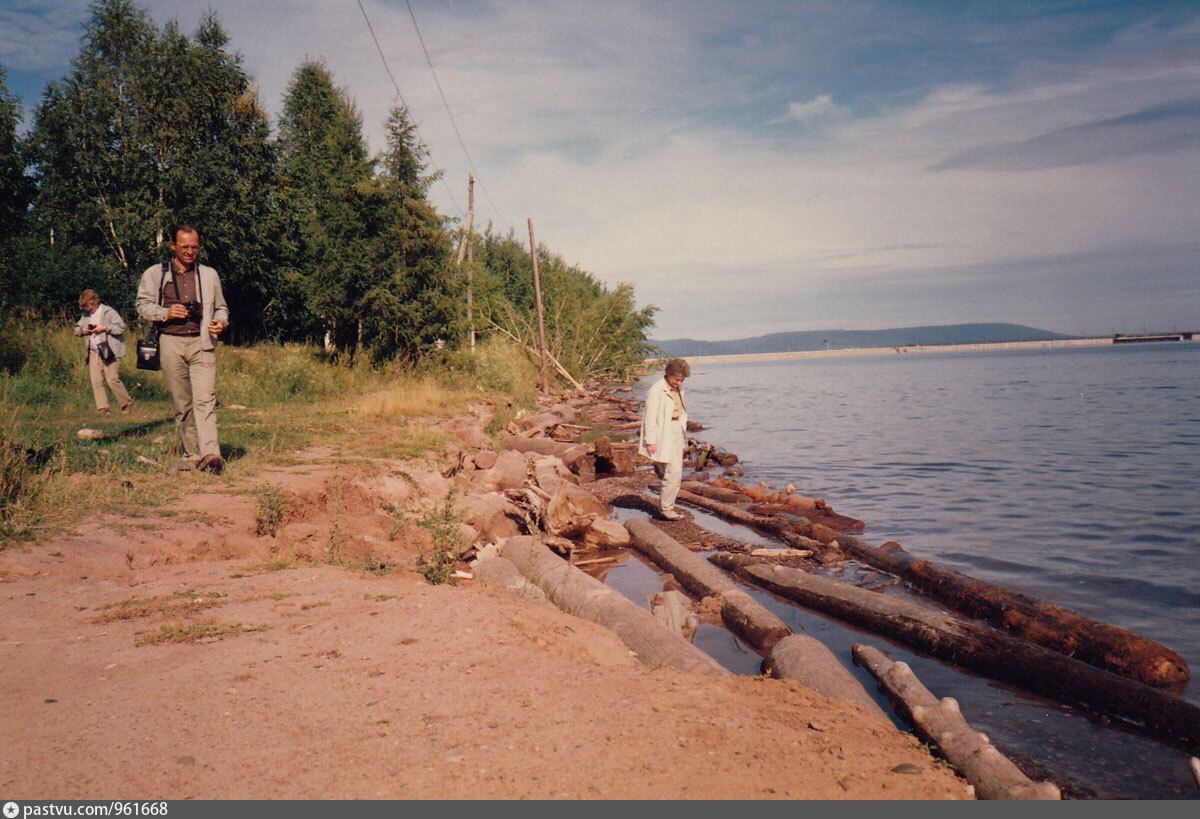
[[711, 553, 1200, 754]]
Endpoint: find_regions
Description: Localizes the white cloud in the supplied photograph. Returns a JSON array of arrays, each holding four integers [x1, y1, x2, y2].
[[778, 93, 839, 124], [7, 0, 1200, 338], [0, 1, 90, 72]]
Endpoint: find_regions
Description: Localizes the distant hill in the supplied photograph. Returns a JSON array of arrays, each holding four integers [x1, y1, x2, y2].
[[651, 323, 1071, 357]]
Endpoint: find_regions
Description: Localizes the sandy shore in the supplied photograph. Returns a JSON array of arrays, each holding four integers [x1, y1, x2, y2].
[[0, 402, 972, 800]]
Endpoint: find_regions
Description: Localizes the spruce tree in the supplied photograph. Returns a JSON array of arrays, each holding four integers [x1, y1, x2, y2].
[[276, 60, 375, 352], [0, 66, 30, 243], [369, 105, 458, 359]]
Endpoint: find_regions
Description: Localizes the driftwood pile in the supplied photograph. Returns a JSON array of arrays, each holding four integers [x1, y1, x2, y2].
[[446, 381, 1196, 797]]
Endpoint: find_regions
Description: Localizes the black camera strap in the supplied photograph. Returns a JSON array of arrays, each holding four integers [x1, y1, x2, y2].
[[163, 259, 204, 321]]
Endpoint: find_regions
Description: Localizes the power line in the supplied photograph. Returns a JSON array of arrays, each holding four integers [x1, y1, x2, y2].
[[401, 0, 510, 232], [356, 0, 463, 216]]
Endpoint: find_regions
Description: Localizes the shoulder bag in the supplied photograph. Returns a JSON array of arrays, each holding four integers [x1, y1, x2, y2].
[[136, 263, 168, 371]]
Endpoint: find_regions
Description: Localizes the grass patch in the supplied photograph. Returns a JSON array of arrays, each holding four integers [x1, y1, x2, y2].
[[92, 590, 227, 623], [255, 485, 286, 536], [135, 621, 269, 646], [2, 321, 536, 547]]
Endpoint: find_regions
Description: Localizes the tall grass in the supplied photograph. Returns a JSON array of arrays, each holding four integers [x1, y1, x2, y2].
[[1, 318, 537, 546]]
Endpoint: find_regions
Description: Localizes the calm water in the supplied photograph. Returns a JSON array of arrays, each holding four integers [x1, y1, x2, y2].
[[619, 341, 1200, 798]]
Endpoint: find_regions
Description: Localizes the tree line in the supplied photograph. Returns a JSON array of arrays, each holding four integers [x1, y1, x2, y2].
[[0, 0, 655, 376]]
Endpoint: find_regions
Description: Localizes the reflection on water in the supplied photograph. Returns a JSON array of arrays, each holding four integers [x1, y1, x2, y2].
[[615, 343, 1200, 798]]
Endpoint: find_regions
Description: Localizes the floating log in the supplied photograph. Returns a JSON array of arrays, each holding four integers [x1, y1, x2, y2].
[[500, 536, 727, 676], [711, 554, 1200, 753], [626, 518, 792, 652], [766, 635, 889, 722], [832, 534, 1188, 688], [712, 476, 826, 511], [747, 502, 866, 532], [673, 487, 805, 539], [853, 644, 1060, 800], [680, 480, 749, 506]]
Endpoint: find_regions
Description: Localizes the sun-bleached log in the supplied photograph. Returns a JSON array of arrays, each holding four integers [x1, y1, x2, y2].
[[832, 534, 1188, 687], [765, 635, 889, 722], [711, 553, 1200, 753], [853, 644, 1060, 800], [625, 518, 792, 652], [500, 536, 728, 677]]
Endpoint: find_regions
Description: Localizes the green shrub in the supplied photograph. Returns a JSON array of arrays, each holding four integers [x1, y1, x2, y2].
[[0, 408, 60, 540], [415, 490, 466, 585], [255, 485, 286, 536], [440, 337, 537, 402]]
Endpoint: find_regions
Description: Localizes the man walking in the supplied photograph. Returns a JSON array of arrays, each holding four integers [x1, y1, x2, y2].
[[136, 225, 229, 473], [638, 358, 690, 520]]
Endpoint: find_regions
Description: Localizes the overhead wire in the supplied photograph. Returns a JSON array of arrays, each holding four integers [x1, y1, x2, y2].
[[401, 0, 510, 232], [356, 0, 463, 216]]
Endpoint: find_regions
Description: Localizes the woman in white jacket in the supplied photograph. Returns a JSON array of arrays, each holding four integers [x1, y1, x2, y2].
[[638, 358, 690, 520], [74, 289, 133, 414]]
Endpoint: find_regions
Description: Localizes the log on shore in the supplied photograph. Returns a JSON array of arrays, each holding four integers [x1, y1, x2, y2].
[[501, 536, 728, 676], [710, 553, 1200, 753], [853, 644, 1060, 800], [626, 518, 792, 652], [673, 488, 807, 539], [833, 534, 1188, 688], [766, 635, 889, 722], [500, 436, 596, 482]]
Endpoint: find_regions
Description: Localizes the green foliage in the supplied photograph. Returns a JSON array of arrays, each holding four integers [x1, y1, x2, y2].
[[277, 60, 375, 351], [414, 491, 465, 585], [440, 336, 537, 399], [22, 1, 286, 340], [0, 412, 55, 540], [474, 231, 657, 381], [0, 315, 167, 409], [0, 238, 117, 320], [365, 105, 460, 360], [254, 485, 285, 536], [219, 344, 377, 405], [6, 0, 658, 374], [0, 67, 32, 243]]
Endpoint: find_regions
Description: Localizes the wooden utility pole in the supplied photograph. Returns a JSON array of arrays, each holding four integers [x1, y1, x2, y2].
[[456, 174, 476, 353], [527, 217, 549, 393]]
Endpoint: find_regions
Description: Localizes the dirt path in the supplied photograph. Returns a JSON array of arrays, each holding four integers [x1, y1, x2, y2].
[[1, 425, 971, 799]]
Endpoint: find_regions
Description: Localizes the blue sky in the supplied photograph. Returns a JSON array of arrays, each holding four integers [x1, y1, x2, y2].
[[3, 0, 1199, 339]]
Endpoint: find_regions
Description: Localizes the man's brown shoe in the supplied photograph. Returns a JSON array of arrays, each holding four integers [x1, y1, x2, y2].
[[120, 401, 134, 414], [198, 454, 225, 474], [659, 509, 684, 521]]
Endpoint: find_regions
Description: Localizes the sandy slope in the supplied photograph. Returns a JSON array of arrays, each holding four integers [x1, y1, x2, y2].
[[0, 423, 970, 800]]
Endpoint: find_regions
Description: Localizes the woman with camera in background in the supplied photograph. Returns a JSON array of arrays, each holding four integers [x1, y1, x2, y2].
[[74, 289, 133, 414], [136, 225, 229, 474]]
